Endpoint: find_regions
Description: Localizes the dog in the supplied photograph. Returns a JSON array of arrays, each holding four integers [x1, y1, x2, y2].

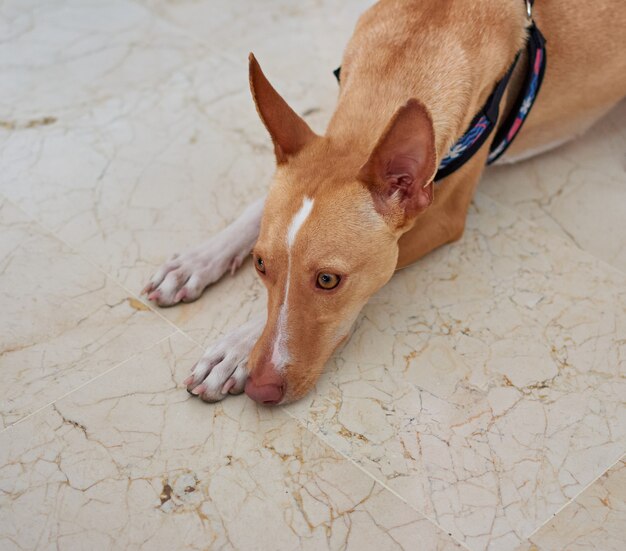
[[142, 0, 626, 405]]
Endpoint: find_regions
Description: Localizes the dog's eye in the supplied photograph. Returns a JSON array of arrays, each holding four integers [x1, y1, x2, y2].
[[317, 273, 340, 290], [255, 256, 266, 274]]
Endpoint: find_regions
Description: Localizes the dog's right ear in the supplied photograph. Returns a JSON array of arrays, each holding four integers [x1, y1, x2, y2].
[[358, 99, 437, 231], [249, 53, 318, 164]]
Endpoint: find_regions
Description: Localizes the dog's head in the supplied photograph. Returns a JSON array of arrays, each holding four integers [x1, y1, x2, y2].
[[244, 55, 436, 404]]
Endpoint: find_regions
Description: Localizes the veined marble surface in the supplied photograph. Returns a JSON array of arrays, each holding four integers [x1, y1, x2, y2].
[[0, 334, 462, 551], [519, 456, 626, 551], [1, 1, 625, 550], [481, 100, 626, 273], [0, 198, 175, 430], [285, 193, 626, 550]]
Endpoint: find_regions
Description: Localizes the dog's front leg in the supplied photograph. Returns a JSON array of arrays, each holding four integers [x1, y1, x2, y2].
[[396, 156, 486, 268], [142, 197, 265, 306], [183, 314, 265, 401]]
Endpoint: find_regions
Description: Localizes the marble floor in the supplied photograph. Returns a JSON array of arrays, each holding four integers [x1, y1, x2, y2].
[[1, 1, 625, 550]]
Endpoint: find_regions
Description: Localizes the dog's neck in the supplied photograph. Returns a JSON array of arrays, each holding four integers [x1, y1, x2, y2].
[[325, 66, 471, 164], [324, 0, 528, 167]]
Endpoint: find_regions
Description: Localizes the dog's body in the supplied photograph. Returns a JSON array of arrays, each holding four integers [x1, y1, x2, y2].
[[143, 0, 626, 404]]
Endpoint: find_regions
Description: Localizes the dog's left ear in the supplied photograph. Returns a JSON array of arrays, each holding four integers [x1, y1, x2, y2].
[[358, 99, 437, 230], [249, 53, 318, 164]]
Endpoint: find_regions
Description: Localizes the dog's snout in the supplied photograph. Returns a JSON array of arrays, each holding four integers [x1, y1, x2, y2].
[[244, 368, 285, 405]]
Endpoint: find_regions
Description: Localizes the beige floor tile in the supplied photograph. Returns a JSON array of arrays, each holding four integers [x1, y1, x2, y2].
[[1, 1, 625, 550], [284, 193, 626, 551], [0, 333, 463, 551], [481, 100, 626, 273], [523, 457, 626, 551], [0, 31, 274, 342], [0, 0, 375, 344], [0, 198, 175, 429], [134, 0, 375, 72], [0, 0, 208, 121], [0, 87, 272, 344]]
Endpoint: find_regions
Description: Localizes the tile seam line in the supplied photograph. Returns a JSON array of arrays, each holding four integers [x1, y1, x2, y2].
[[0, 192, 197, 342], [280, 407, 473, 551], [0, 330, 182, 435], [522, 449, 626, 543], [283, 405, 625, 551]]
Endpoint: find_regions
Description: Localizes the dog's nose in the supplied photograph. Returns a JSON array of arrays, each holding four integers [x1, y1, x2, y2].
[[245, 369, 285, 405]]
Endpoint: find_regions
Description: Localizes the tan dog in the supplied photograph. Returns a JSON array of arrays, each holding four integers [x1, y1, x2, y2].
[[143, 0, 626, 404]]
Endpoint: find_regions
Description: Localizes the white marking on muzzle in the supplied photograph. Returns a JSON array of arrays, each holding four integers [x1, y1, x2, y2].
[[270, 197, 314, 371]]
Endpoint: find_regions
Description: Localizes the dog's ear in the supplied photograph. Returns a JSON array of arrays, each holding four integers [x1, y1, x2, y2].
[[249, 53, 318, 163], [358, 99, 437, 230]]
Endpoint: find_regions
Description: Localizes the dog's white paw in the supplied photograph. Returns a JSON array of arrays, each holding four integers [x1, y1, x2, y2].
[[142, 243, 247, 307], [142, 198, 264, 307], [183, 316, 265, 402]]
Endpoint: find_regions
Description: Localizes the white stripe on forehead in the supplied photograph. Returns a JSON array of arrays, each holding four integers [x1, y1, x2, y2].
[[270, 196, 314, 372], [287, 197, 314, 248]]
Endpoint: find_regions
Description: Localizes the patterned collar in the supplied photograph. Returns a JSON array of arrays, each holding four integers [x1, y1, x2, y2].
[[435, 19, 546, 180]]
